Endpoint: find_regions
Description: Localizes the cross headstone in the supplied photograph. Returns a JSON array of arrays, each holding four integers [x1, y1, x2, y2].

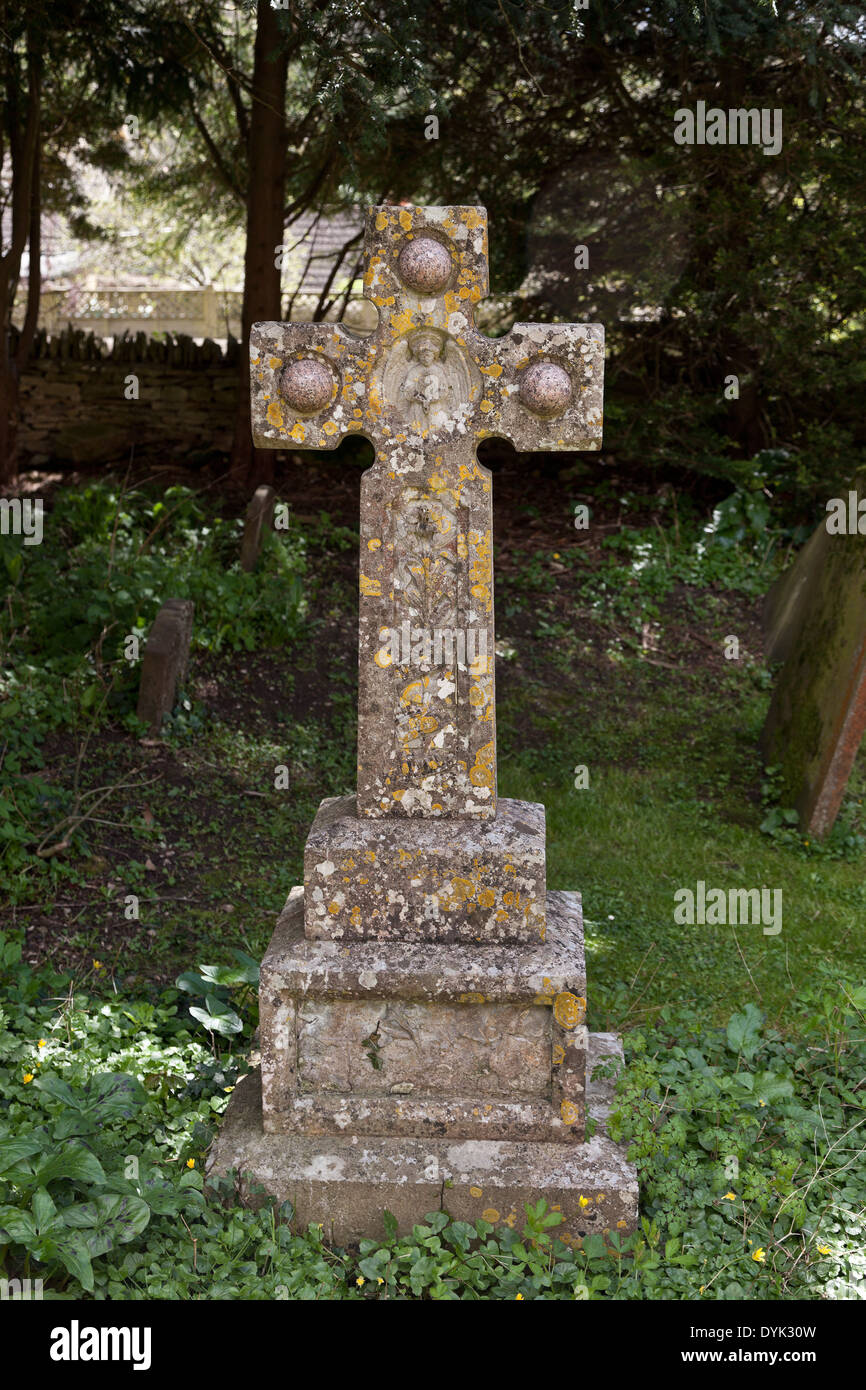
[[251, 205, 604, 818], [209, 206, 637, 1244]]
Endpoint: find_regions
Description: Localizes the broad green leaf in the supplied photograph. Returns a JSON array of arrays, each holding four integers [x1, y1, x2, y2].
[[62, 1194, 150, 1256], [0, 1137, 44, 1174], [35, 1143, 106, 1188], [190, 996, 242, 1037], [55, 1238, 94, 1291], [31, 1187, 58, 1231], [726, 1004, 763, 1059], [0, 1205, 37, 1243], [175, 970, 212, 996]]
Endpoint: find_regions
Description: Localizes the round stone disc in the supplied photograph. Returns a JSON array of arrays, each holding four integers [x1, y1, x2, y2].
[[279, 357, 334, 414], [397, 237, 453, 294], [518, 361, 572, 418]]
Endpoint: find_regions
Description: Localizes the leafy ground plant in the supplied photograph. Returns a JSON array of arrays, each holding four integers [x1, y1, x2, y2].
[[0, 931, 862, 1299]]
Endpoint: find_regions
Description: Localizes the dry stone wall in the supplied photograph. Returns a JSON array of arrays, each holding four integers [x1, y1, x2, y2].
[[17, 331, 240, 463]]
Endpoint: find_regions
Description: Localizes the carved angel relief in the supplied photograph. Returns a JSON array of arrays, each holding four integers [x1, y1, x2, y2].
[[383, 329, 473, 433]]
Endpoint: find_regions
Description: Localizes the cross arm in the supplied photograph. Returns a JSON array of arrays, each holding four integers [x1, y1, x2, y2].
[[467, 322, 604, 453], [250, 319, 382, 451]]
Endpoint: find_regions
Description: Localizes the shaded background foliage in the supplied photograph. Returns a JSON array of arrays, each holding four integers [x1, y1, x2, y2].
[[2, 1, 864, 502]]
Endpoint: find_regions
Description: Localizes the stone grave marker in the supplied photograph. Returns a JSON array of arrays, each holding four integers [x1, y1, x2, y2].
[[240, 484, 276, 572], [761, 468, 866, 837], [208, 205, 638, 1243], [136, 598, 194, 735], [762, 523, 830, 666]]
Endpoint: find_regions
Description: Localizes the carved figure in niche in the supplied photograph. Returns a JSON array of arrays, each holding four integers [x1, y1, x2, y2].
[[383, 329, 472, 432], [394, 491, 458, 629]]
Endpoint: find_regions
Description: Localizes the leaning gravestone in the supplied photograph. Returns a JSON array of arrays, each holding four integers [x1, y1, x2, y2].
[[207, 205, 638, 1242], [761, 467, 866, 838], [136, 598, 194, 735], [762, 523, 830, 666], [240, 484, 276, 572]]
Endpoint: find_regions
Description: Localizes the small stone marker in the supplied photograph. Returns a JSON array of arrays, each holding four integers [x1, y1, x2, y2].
[[136, 598, 194, 735], [761, 472, 866, 836], [208, 206, 637, 1243], [240, 484, 276, 572]]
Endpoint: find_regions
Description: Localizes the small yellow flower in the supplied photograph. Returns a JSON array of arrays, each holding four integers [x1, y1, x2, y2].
[[356, 1276, 365, 1287], [578, 1195, 590, 1208], [93, 959, 104, 971], [223, 1086, 234, 1093], [38, 1039, 46, 1049], [817, 1245, 831, 1256], [723, 1192, 737, 1200], [752, 1248, 766, 1264], [553, 553, 561, 560], [186, 1158, 195, 1169], [515, 1292, 524, 1300], [23, 1073, 34, 1084], [35, 1060, 41, 1067], [759, 1099, 766, 1107], [376, 1277, 384, 1285]]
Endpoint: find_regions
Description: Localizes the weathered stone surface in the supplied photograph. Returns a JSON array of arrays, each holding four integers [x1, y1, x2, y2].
[[761, 478, 866, 837], [250, 204, 604, 820], [304, 794, 546, 943], [206, 1034, 637, 1244], [763, 523, 830, 665], [264, 885, 584, 1004], [260, 886, 586, 1143], [136, 598, 194, 735], [240, 484, 276, 572]]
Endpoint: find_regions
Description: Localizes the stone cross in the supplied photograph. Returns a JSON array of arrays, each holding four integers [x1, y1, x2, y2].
[[250, 204, 604, 819]]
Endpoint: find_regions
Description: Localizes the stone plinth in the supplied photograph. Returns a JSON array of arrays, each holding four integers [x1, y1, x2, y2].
[[304, 795, 546, 943], [207, 1034, 637, 1246], [260, 887, 587, 1143]]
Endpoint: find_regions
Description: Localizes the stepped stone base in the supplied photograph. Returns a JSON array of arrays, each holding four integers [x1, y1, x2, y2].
[[304, 795, 546, 944], [207, 1034, 638, 1245], [260, 886, 588, 1143]]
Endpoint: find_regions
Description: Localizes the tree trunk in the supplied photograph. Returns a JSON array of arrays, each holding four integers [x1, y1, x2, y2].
[[0, 28, 41, 488], [229, 0, 289, 488], [17, 121, 42, 369]]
